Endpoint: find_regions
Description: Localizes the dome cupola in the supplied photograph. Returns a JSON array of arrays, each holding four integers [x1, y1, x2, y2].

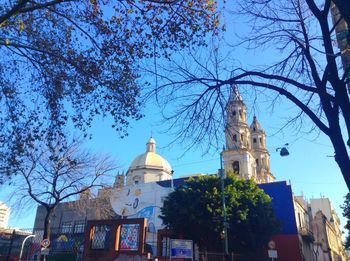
[[126, 137, 172, 185]]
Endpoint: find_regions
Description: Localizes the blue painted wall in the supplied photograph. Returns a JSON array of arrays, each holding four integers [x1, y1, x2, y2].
[[258, 181, 298, 235]]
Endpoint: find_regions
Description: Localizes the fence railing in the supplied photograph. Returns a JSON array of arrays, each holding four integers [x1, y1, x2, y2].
[[0, 227, 85, 261]]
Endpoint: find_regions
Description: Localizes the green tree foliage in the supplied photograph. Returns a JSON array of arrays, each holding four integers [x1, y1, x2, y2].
[[160, 173, 280, 254], [0, 0, 221, 183], [342, 193, 350, 250]]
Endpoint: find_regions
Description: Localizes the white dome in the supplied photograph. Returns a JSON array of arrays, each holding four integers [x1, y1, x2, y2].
[[128, 151, 172, 173], [126, 137, 172, 185]]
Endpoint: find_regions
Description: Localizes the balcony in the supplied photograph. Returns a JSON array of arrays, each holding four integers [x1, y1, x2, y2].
[[299, 227, 314, 241]]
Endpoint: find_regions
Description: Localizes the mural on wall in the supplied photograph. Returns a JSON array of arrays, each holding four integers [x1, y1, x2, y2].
[[110, 181, 174, 255], [119, 224, 140, 251]]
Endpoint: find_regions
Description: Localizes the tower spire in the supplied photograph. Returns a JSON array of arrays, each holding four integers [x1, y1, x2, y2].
[[230, 84, 243, 102]]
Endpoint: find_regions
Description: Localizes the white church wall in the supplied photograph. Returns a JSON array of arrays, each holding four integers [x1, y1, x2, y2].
[[110, 181, 173, 255]]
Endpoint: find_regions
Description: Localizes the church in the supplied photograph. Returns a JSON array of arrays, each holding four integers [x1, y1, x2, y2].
[[32, 85, 346, 261]]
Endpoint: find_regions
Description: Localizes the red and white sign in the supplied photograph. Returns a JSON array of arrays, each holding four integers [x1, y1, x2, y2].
[[268, 240, 276, 249]]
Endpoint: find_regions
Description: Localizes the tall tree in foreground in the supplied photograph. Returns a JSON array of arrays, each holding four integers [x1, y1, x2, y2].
[[149, 0, 350, 190], [8, 137, 116, 241], [160, 174, 280, 254], [0, 0, 221, 183]]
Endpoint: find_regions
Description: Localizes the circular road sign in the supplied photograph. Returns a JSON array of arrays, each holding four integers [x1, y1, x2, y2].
[[41, 238, 51, 248], [268, 240, 276, 249]]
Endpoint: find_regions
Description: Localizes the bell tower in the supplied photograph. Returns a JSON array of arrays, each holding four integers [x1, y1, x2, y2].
[[222, 85, 256, 180], [222, 85, 275, 183], [250, 116, 275, 183]]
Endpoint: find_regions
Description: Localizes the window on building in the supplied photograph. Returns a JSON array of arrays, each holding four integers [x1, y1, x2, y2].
[[134, 180, 139, 185], [233, 135, 237, 142], [233, 111, 236, 116], [260, 137, 263, 144], [61, 222, 73, 234], [241, 134, 244, 141], [298, 213, 302, 227], [239, 110, 242, 118], [253, 138, 257, 143], [232, 161, 240, 174], [91, 224, 111, 250], [256, 159, 259, 166], [74, 221, 85, 234]]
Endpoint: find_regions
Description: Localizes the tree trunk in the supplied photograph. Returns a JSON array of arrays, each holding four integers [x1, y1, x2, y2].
[[43, 208, 53, 240], [328, 125, 350, 190], [40, 207, 54, 261]]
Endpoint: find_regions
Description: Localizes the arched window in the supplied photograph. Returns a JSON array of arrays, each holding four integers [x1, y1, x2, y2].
[[232, 161, 240, 174], [233, 111, 236, 116], [233, 134, 237, 142], [256, 158, 259, 166]]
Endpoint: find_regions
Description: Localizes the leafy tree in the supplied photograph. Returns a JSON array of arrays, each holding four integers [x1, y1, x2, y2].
[[160, 173, 280, 254], [342, 193, 350, 250], [7, 137, 116, 242], [0, 0, 220, 183], [149, 0, 350, 190]]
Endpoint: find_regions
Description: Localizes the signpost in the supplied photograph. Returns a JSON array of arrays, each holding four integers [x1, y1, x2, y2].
[[41, 239, 51, 261], [170, 239, 193, 261], [267, 240, 278, 261]]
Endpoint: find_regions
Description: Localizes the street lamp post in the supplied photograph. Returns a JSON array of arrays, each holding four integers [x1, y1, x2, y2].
[[19, 234, 36, 261], [219, 152, 229, 260]]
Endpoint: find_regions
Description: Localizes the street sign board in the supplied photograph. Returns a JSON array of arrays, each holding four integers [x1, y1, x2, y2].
[[170, 239, 193, 259], [41, 248, 50, 255], [268, 250, 278, 258], [41, 238, 50, 248]]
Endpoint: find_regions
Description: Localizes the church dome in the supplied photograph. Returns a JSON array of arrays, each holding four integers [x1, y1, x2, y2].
[[128, 137, 172, 175]]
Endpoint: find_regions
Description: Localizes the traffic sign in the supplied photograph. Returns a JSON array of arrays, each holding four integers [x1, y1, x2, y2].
[[268, 250, 278, 258], [41, 248, 50, 255], [41, 238, 50, 248], [268, 240, 276, 249]]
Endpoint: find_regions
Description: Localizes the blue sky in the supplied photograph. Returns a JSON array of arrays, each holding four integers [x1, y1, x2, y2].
[[2, 1, 349, 236]]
